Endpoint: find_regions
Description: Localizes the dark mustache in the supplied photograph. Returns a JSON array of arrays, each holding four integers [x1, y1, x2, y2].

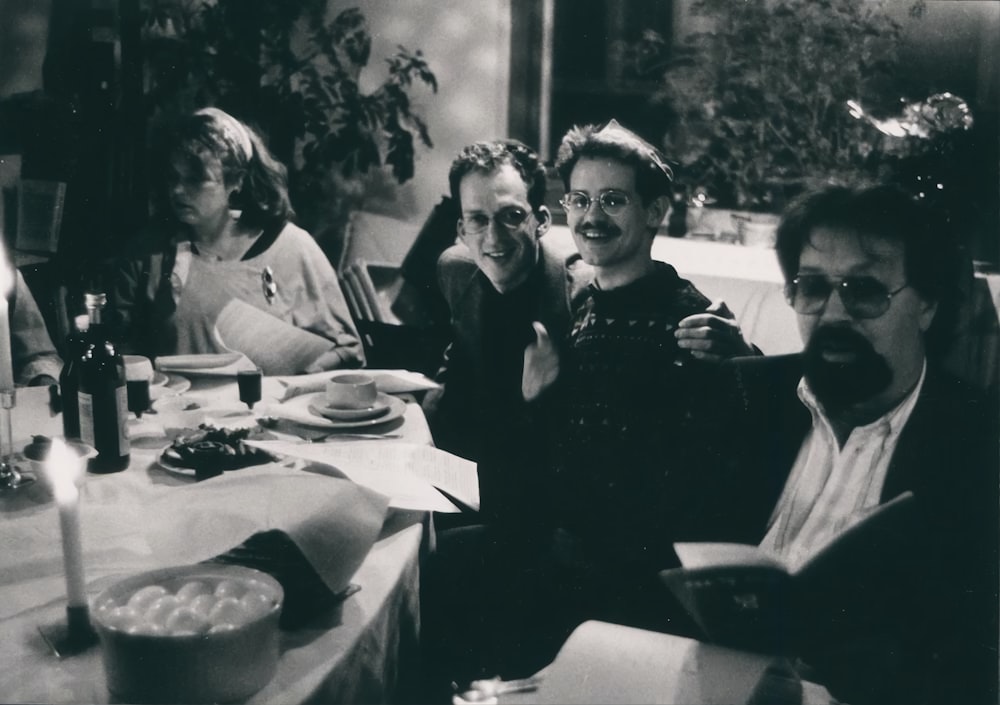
[[807, 325, 876, 355], [575, 221, 621, 238]]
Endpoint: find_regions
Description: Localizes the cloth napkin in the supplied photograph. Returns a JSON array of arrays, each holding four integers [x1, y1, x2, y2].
[[276, 368, 441, 402], [140, 463, 389, 597]]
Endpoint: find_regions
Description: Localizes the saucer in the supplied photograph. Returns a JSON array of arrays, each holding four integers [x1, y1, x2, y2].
[[308, 394, 392, 421], [274, 391, 406, 429]]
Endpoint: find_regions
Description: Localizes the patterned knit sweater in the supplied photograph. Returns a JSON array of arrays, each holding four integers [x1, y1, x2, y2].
[[548, 261, 718, 569]]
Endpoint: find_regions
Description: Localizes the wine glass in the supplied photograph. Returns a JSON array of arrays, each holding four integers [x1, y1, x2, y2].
[[237, 369, 263, 410]]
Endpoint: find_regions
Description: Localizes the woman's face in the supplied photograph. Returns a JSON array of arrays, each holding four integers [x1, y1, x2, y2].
[[166, 153, 231, 226]]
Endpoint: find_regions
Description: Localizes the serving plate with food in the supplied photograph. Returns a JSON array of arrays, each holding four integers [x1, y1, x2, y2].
[[159, 425, 279, 481]]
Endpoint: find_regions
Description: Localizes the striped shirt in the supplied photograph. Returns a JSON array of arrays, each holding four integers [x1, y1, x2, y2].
[[759, 361, 926, 570]]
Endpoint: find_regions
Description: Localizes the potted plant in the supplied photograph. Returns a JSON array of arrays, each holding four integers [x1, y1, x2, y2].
[[650, 0, 925, 239], [140, 0, 437, 261]]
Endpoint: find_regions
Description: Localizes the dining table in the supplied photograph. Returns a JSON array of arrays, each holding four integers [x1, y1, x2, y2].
[[0, 368, 447, 704]]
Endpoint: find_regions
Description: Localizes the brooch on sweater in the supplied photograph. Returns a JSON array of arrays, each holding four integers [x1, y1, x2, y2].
[[261, 266, 277, 304]]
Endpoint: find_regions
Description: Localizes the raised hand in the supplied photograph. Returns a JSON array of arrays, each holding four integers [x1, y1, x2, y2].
[[522, 321, 560, 402], [675, 300, 756, 362]]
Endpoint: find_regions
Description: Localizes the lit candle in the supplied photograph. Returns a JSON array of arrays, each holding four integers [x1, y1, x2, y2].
[[0, 246, 15, 394], [48, 438, 87, 608]]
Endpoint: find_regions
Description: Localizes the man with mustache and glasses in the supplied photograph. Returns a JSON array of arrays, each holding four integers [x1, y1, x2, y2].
[[711, 184, 998, 705]]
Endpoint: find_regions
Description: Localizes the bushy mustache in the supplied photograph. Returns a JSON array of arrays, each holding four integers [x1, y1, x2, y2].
[[806, 325, 876, 357], [575, 221, 621, 238]]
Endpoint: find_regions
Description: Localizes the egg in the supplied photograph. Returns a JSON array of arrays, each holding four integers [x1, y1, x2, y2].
[[214, 579, 247, 600], [101, 605, 142, 632], [207, 596, 248, 628], [126, 584, 169, 613], [239, 590, 274, 620], [175, 580, 212, 603], [144, 595, 182, 627], [164, 606, 211, 635], [187, 593, 217, 618]]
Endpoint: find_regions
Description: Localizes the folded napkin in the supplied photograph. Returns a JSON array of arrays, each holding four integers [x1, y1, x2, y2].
[[276, 368, 441, 402], [156, 352, 257, 376], [140, 463, 389, 607]]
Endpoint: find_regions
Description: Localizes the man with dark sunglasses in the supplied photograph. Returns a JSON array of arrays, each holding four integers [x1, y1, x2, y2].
[[710, 184, 998, 705]]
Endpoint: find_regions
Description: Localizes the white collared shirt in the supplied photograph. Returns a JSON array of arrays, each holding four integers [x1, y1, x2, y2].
[[758, 361, 926, 570]]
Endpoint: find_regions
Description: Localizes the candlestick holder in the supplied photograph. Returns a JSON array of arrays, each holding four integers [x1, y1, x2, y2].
[[0, 389, 33, 492], [38, 605, 98, 658]]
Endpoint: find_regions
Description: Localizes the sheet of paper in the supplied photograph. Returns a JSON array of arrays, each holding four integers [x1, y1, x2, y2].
[[244, 441, 475, 513], [536, 620, 797, 705], [215, 298, 335, 375]]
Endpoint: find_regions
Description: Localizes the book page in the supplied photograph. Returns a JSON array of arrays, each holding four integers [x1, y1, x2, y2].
[[675, 542, 788, 572], [215, 298, 334, 375]]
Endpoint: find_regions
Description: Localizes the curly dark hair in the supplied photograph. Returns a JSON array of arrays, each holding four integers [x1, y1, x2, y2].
[[553, 120, 673, 205], [448, 139, 548, 213], [776, 183, 965, 356]]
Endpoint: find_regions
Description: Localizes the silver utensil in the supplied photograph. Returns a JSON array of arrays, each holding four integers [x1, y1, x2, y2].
[[308, 433, 402, 442], [453, 676, 542, 703]]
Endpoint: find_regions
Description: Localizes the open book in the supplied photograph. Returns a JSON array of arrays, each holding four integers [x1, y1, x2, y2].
[[659, 491, 916, 655]]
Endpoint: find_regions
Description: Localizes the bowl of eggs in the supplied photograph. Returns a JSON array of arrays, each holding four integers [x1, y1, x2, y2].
[[92, 563, 283, 704]]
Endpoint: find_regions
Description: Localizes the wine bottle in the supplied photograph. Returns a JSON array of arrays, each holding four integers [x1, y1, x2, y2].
[[59, 314, 90, 440], [77, 293, 130, 473]]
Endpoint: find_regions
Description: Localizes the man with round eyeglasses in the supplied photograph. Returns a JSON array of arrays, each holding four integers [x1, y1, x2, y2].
[[707, 184, 998, 705]]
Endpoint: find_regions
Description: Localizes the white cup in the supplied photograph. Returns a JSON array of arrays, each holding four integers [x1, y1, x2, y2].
[[124, 355, 154, 382], [325, 374, 378, 410]]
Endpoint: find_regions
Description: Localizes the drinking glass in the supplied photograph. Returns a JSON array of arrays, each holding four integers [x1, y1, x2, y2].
[[126, 379, 151, 419], [237, 369, 263, 410]]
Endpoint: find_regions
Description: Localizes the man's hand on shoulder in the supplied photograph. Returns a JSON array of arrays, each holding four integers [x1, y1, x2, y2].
[[522, 321, 559, 402], [675, 300, 757, 362]]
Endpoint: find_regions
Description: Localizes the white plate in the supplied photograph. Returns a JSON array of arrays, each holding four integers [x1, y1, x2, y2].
[[156, 453, 198, 479], [274, 391, 406, 429], [155, 353, 243, 370], [149, 373, 192, 400], [307, 395, 393, 422]]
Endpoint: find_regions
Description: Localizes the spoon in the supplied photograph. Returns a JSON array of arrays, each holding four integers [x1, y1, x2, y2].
[[0, 461, 35, 491], [453, 676, 541, 703]]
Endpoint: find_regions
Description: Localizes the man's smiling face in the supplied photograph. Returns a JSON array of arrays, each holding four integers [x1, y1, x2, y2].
[[458, 164, 545, 293]]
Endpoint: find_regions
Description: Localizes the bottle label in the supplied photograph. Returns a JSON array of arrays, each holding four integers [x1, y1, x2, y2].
[[77, 385, 130, 457], [78, 392, 95, 447], [114, 385, 130, 455]]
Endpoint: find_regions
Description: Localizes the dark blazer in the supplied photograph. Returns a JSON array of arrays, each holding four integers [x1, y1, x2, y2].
[[714, 354, 999, 705], [422, 239, 589, 522]]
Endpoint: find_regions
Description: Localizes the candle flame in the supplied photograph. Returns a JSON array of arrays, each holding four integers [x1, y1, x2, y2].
[[0, 246, 12, 298], [47, 438, 83, 505]]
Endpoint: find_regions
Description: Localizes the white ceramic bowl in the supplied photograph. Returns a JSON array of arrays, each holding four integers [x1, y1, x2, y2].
[[92, 563, 283, 704], [152, 396, 207, 439]]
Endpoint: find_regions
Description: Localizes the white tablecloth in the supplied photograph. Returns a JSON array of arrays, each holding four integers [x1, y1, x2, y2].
[[0, 377, 433, 704]]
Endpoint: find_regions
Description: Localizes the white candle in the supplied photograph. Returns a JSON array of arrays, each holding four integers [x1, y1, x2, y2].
[[48, 438, 87, 608], [0, 246, 14, 393]]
